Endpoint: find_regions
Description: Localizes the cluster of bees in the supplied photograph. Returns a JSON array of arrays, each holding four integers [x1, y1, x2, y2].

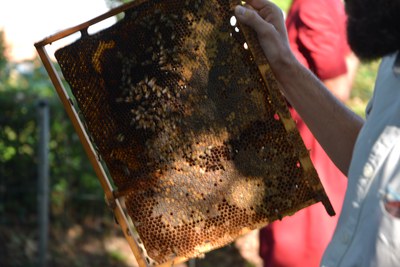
[[115, 3, 208, 168], [117, 10, 184, 127]]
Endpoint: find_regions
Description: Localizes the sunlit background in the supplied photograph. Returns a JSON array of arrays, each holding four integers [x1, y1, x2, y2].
[[0, 0, 113, 62]]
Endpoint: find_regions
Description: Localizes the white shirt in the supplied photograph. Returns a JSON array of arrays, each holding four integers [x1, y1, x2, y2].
[[321, 51, 400, 267]]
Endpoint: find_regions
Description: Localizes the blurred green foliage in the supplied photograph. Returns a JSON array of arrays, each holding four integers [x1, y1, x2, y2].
[[0, 43, 106, 227], [0, 31, 7, 77], [0, 27, 114, 266], [348, 60, 379, 116], [272, 0, 292, 14]]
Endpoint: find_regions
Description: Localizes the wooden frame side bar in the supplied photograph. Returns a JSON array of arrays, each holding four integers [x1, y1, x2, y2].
[[34, 43, 149, 267]]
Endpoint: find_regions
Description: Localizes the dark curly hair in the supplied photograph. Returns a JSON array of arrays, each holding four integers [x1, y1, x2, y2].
[[345, 0, 400, 60]]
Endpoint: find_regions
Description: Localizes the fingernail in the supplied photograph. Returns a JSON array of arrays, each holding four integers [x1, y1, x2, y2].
[[235, 5, 246, 16]]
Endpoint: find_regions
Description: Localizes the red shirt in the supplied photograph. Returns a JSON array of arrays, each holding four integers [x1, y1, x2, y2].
[[259, 0, 349, 266], [286, 0, 350, 80]]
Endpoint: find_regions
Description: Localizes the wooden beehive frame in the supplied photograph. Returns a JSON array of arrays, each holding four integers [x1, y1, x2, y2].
[[35, 1, 334, 266]]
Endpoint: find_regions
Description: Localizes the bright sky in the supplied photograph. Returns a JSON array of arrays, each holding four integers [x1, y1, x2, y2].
[[0, 0, 115, 62]]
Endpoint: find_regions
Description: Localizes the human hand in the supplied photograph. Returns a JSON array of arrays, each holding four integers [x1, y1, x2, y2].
[[234, 0, 294, 70]]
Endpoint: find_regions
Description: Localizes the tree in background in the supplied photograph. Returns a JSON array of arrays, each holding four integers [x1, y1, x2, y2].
[[0, 28, 112, 267], [0, 31, 7, 76]]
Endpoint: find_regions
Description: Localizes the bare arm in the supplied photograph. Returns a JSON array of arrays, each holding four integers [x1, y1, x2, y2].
[[235, 0, 364, 175]]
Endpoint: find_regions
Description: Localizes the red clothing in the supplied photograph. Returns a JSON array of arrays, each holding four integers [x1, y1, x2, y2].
[[286, 0, 350, 80], [259, 0, 349, 266]]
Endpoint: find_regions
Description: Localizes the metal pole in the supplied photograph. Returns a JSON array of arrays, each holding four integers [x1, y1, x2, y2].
[[37, 99, 50, 267]]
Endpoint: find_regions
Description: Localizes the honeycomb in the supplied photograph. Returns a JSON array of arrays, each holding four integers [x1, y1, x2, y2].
[[54, 0, 334, 264]]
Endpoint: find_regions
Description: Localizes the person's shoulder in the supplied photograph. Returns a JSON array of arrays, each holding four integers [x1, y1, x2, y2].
[[296, 0, 334, 21]]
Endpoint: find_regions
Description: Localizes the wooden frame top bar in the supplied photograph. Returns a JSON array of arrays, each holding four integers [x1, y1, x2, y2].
[[34, 0, 145, 48]]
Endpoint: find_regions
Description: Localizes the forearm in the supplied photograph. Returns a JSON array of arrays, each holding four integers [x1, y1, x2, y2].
[[273, 55, 364, 175]]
